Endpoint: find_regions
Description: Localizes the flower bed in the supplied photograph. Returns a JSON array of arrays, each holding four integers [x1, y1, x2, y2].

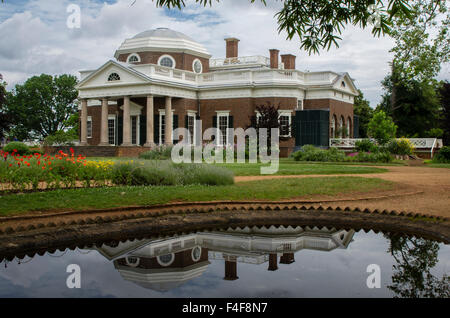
[[0, 148, 111, 191], [1, 149, 234, 192]]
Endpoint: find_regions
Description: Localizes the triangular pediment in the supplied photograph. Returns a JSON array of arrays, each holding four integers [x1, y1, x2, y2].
[[333, 73, 359, 96], [77, 60, 151, 89]]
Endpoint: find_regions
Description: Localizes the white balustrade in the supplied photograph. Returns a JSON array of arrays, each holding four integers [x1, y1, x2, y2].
[[329, 138, 443, 150]]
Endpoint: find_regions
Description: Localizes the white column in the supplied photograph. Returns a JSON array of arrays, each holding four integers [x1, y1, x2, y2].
[[80, 99, 88, 146], [165, 96, 173, 145], [144, 95, 154, 147], [121, 96, 132, 146], [99, 98, 109, 146]]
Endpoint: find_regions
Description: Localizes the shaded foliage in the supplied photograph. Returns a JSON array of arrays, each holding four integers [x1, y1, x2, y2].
[[353, 89, 374, 138], [386, 234, 449, 298]]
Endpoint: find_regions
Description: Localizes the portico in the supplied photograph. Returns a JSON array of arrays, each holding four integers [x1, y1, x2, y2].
[[79, 94, 174, 147]]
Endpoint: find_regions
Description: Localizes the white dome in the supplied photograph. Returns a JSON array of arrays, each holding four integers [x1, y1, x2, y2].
[[114, 28, 211, 59]]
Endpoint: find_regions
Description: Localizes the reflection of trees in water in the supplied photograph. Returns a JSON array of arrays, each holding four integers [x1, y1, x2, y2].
[[386, 234, 449, 298]]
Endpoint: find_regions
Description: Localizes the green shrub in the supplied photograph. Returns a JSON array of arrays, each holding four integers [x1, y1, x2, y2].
[[433, 146, 450, 163], [111, 161, 234, 186], [293, 145, 346, 162], [43, 130, 77, 146], [386, 138, 415, 156], [139, 145, 174, 160], [3, 142, 30, 155], [352, 152, 392, 163], [355, 139, 379, 153]]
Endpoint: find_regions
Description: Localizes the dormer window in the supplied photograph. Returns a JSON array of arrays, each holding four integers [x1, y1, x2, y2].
[[341, 81, 346, 88], [108, 73, 120, 81], [158, 55, 175, 68], [127, 53, 140, 64]]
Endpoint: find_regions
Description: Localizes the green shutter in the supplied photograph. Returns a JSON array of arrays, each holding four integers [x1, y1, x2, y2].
[[173, 114, 179, 143], [212, 116, 217, 128], [140, 115, 146, 146], [118, 116, 123, 145], [154, 114, 159, 144], [228, 116, 233, 128]]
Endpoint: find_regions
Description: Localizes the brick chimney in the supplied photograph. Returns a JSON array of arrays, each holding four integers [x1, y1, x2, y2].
[[269, 49, 279, 69], [225, 38, 240, 58], [281, 54, 296, 70]]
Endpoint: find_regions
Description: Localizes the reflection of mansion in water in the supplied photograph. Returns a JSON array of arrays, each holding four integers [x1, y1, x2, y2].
[[93, 226, 355, 291]]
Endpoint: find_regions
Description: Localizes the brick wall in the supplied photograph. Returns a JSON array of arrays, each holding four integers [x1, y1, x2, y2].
[[118, 52, 210, 73], [304, 98, 354, 138]]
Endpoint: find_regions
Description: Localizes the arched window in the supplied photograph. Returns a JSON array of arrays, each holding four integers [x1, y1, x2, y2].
[[158, 55, 175, 68], [341, 81, 346, 88], [191, 246, 202, 262], [192, 59, 203, 74], [108, 73, 120, 81], [331, 115, 336, 138], [127, 53, 140, 63], [339, 116, 344, 138], [157, 253, 175, 267]]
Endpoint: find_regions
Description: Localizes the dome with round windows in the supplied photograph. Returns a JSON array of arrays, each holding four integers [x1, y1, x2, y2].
[[114, 27, 211, 59]]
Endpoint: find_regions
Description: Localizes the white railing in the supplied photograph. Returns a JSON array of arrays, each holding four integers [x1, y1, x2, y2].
[[330, 138, 443, 150], [209, 55, 270, 68], [125, 63, 340, 88]]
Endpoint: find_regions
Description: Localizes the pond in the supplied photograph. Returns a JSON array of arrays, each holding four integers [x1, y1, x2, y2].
[[0, 225, 448, 298]]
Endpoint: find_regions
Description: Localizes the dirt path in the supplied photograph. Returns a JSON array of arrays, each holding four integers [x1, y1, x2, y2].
[[235, 166, 450, 218]]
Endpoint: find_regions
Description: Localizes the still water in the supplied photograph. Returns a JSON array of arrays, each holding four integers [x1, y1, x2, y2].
[[0, 226, 448, 297]]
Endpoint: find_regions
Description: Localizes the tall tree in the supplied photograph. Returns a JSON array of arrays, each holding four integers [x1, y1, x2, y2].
[[439, 81, 450, 145], [389, 0, 449, 84], [6, 74, 78, 140], [0, 78, 11, 139], [378, 73, 441, 137], [353, 89, 374, 138], [152, 0, 412, 54]]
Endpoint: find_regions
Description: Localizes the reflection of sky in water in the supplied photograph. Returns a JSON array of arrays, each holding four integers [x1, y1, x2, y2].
[[0, 231, 448, 298]]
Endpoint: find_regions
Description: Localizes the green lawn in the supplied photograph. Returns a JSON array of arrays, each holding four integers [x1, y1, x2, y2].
[[213, 162, 387, 176], [0, 177, 393, 216], [424, 160, 450, 169], [87, 157, 388, 176]]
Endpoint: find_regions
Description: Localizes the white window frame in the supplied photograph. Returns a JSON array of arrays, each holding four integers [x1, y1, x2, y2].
[[216, 111, 230, 146], [87, 116, 92, 139], [157, 253, 175, 267], [108, 115, 116, 145], [278, 110, 292, 137], [127, 53, 141, 64], [297, 99, 303, 110], [159, 110, 174, 145], [187, 111, 197, 145], [192, 59, 203, 74], [107, 72, 121, 82], [130, 115, 140, 145], [158, 54, 176, 69]]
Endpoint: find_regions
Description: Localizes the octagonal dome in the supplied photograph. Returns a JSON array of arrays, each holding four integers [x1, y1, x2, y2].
[[114, 27, 211, 59]]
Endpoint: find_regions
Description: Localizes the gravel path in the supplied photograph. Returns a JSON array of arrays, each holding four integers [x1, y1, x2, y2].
[[235, 166, 450, 218]]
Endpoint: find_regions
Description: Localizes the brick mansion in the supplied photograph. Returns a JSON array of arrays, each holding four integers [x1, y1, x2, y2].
[[76, 28, 359, 156]]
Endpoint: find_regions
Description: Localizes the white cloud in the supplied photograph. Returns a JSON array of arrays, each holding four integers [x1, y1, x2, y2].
[[0, 0, 447, 106]]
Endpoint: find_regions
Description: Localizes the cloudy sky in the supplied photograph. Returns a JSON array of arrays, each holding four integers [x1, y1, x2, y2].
[[0, 0, 448, 107]]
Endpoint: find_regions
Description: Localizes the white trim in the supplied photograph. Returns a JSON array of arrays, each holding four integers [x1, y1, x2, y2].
[[278, 110, 292, 137], [158, 110, 174, 145], [191, 246, 202, 262], [127, 53, 141, 64], [108, 115, 116, 145], [187, 112, 196, 145], [192, 59, 203, 74], [125, 256, 140, 268], [158, 54, 176, 69], [157, 253, 175, 267], [217, 113, 230, 146], [87, 116, 92, 139]]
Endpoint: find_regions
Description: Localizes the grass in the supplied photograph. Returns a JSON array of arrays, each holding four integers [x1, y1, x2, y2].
[[213, 162, 387, 176], [424, 160, 450, 169], [87, 157, 388, 176], [0, 177, 393, 216]]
